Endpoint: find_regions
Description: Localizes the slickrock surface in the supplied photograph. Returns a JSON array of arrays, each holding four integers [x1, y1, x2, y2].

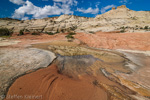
[[0, 48, 56, 100], [5, 41, 150, 100], [0, 37, 20, 46], [0, 5, 150, 33]]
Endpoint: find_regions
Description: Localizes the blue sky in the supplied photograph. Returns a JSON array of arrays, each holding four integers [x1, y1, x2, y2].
[[0, 0, 150, 20]]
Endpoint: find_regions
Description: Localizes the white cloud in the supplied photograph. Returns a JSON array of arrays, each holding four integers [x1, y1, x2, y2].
[[12, 0, 76, 19], [100, 5, 116, 13], [9, 0, 25, 5], [77, 7, 99, 14], [22, 17, 29, 20], [119, 0, 132, 4]]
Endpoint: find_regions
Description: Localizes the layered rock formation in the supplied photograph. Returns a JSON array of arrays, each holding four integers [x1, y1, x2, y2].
[[4, 41, 150, 100], [0, 48, 56, 100], [0, 5, 150, 33]]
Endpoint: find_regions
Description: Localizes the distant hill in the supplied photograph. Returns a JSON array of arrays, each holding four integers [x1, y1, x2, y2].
[[0, 5, 150, 33]]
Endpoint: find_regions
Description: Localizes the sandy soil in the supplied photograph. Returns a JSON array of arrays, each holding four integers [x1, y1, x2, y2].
[[3, 32, 150, 51]]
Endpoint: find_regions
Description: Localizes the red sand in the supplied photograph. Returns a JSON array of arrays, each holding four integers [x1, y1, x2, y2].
[[5, 64, 107, 100]]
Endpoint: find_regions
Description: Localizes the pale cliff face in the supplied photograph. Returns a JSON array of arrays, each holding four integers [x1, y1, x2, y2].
[[0, 5, 150, 33]]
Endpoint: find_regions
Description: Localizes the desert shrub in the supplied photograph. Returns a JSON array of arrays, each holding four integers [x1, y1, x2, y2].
[[46, 32, 55, 35], [65, 34, 74, 39], [31, 32, 40, 35], [0, 28, 12, 36], [132, 17, 137, 20], [89, 31, 95, 34], [55, 30, 59, 34], [120, 26, 125, 29], [140, 27, 143, 29], [93, 80, 98, 86], [65, 32, 76, 42], [18, 29, 24, 36], [120, 29, 125, 33], [144, 26, 149, 30], [70, 26, 77, 31], [68, 32, 76, 35], [125, 26, 129, 28]]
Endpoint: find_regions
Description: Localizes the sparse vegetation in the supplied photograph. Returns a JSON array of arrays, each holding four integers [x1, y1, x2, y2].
[[144, 26, 149, 30], [18, 29, 24, 36], [120, 26, 126, 33], [131, 17, 137, 20], [55, 30, 59, 34], [70, 26, 77, 31], [65, 32, 76, 42], [120, 26, 125, 29], [140, 27, 143, 29], [31, 32, 40, 35], [65, 34, 74, 39], [45, 32, 55, 35], [93, 80, 99, 86], [0, 28, 12, 36], [120, 29, 125, 33], [89, 31, 95, 34], [68, 32, 76, 35]]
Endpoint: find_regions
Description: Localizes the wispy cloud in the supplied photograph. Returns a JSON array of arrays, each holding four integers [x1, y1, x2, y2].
[[119, 0, 132, 4], [77, 2, 100, 14], [9, 0, 25, 5], [100, 4, 116, 14], [77, 7, 99, 14], [119, 0, 128, 4]]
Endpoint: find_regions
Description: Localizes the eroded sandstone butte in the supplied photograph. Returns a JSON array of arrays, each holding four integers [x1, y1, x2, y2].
[[0, 5, 150, 34]]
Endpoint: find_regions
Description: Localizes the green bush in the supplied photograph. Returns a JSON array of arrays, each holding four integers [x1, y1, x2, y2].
[[65, 34, 74, 39], [0, 28, 12, 36], [31, 32, 40, 35], [18, 29, 24, 36], [144, 26, 149, 30]]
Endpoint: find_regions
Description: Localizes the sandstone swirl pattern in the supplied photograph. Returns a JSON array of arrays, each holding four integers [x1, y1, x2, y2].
[[4, 41, 150, 100], [0, 48, 56, 100]]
